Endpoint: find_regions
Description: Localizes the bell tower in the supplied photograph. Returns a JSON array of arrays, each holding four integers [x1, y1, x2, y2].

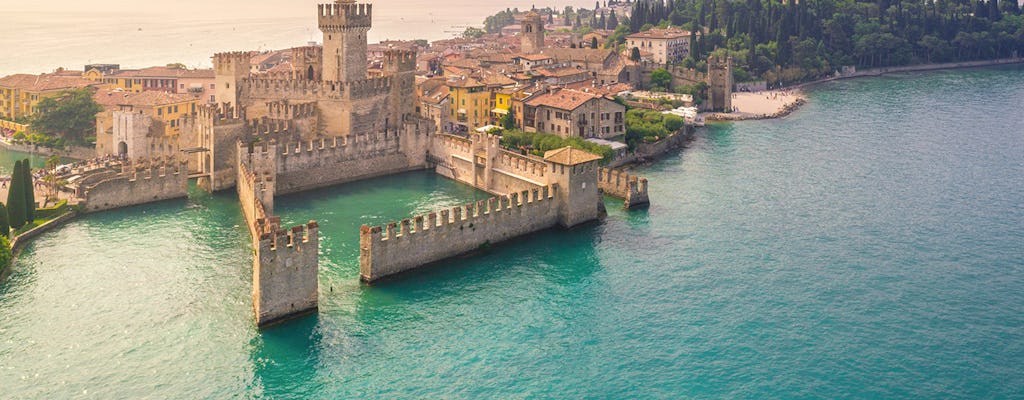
[[318, 0, 371, 82], [521, 11, 545, 54]]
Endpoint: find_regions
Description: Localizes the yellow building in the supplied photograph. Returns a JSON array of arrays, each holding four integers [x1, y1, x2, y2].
[[447, 76, 490, 130], [491, 89, 514, 125], [0, 72, 103, 122], [93, 89, 200, 157]]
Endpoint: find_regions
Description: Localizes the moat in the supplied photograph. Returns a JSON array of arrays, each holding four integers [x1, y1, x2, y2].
[[2, 66, 1023, 397]]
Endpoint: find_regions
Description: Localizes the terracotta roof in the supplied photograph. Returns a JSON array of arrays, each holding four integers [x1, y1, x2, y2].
[[524, 89, 602, 111], [535, 67, 588, 78], [517, 53, 552, 61], [544, 147, 602, 165], [110, 66, 214, 79], [0, 73, 100, 92], [627, 28, 695, 40], [538, 48, 615, 64], [94, 89, 196, 107], [446, 76, 484, 88]]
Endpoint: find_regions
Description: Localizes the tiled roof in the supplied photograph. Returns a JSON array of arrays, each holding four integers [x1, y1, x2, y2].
[[110, 67, 214, 79], [446, 76, 484, 88], [544, 147, 602, 165], [524, 88, 601, 111], [538, 48, 615, 63], [94, 89, 197, 107], [627, 28, 695, 40], [0, 73, 100, 92]]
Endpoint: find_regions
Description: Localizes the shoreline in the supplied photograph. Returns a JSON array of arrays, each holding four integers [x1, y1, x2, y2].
[[705, 57, 1024, 122]]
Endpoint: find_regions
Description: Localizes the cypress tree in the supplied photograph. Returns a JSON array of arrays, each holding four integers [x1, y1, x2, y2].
[[0, 202, 9, 238], [23, 159, 34, 224], [7, 160, 26, 229]]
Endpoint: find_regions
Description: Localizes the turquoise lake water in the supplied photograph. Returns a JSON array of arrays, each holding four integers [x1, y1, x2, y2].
[[2, 65, 1023, 398]]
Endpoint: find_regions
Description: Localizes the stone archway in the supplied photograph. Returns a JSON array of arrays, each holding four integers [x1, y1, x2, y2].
[[118, 141, 128, 156]]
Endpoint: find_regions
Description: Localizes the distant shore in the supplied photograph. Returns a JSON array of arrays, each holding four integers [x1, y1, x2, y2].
[[705, 57, 1024, 122]]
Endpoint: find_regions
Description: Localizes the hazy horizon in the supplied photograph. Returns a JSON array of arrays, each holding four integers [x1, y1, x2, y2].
[[1, 0, 599, 75]]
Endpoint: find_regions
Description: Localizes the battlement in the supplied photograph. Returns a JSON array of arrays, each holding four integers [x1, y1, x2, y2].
[[214, 51, 252, 74], [318, 2, 372, 30], [370, 185, 557, 243], [194, 103, 246, 125], [116, 156, 187, 180], [259, 221, 318, 251], [383, 49, 417, 73], [598, 167, 650, 208], [437, 133, 472, 155], [80, 157, 189, 213], [496, 149, 548, 182], [265, 100, 317, 120], [240, 75, 394, 101], [277, 130, 402, 164], [359, 185, 561, 282]]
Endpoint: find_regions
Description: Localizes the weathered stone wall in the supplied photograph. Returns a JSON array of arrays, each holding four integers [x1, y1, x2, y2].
[[598, 167, 650, 209], [430, 133, 547, 196], [272, 127, 428, 195], [359, 186, 560, 282], [237, 143, 319, 328], [253, 222, 319, 327], [81, 160, 189, 213]]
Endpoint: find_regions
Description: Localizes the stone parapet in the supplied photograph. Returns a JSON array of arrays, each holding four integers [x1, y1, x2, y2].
[[598, 167, 650, 208], [359, 185, 560, 282]]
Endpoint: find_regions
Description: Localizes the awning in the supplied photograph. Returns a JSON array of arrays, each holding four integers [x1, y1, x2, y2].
[[491, 108, 508, 115], [457, 108, 467, 114]]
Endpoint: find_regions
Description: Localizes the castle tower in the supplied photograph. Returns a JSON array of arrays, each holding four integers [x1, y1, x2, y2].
[[318, 0, 371, 82], [214, 52, 251, 108], [544, 147, 602, 228], [707, 55, 733, 112], [383, 49, 417, 125], [521, 11, 545, 54], [290, 46, 323, 81]]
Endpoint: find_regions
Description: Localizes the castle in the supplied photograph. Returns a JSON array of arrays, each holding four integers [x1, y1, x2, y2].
[[72, 0, 650, 329]]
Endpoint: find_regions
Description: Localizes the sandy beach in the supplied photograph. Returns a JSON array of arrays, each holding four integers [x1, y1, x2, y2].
[[705, 90, 807, 121]]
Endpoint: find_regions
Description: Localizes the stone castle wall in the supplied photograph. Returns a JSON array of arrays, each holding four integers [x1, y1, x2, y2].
[[430, 133, 547, 196], [81, 159, 189, 213], [598, 168, 650, 209], [237, 144, 319, 328], [359, 185, 561, 282]]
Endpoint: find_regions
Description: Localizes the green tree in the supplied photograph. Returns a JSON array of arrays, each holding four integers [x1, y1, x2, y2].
[[462, 27, 486, 38], [7, 160, 26, 229], [29, 88, 103, 145], [22, 159, 34, 224], [44, 156, 60, 205], [500, 108, 516, 130], [0, 236, 11, 271], [631, 47, 642, 61], [650, 68, 672, 91], [0, 202, 9, 238]]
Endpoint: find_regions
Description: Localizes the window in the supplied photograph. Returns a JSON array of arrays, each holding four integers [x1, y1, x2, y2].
[[174, 105, 179, 113], [180, 84, 185, 89], [157, 109, 162, 116], [209, 84, 215, 90]]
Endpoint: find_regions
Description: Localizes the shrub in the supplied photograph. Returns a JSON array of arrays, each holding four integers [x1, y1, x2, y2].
[[0, 236, 11, 271]]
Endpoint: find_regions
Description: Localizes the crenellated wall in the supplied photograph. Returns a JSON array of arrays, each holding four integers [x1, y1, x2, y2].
[[237, 142, 319, 328], [80, 159, 189, 213], [598, 167, 650, 208], [359, 185, 561, 282], [430, 132, 550, 196]]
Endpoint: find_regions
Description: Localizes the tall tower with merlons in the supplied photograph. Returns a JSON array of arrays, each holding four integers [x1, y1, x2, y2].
[[318, 0, 371, 82]]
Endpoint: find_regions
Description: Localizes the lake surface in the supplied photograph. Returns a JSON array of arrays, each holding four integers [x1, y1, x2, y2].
[[0, 0, 595, 76], [1, 66, 1023, 397]]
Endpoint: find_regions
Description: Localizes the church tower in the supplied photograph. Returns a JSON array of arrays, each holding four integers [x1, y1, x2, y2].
[[521, 11, 545, 54], [318, 0, 371, 83]]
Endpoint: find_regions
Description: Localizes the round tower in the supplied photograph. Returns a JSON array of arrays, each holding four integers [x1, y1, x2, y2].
[[521, 11, 545, 54], [318, 0, 372, 82], [213, 52, 250, 108]]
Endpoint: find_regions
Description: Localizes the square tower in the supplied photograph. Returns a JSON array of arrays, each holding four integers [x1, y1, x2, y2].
[[521, 11, 545, 54], [545, 147, 602, 228], [707, 56, 733, 112], [318, 0, 371, 83]]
